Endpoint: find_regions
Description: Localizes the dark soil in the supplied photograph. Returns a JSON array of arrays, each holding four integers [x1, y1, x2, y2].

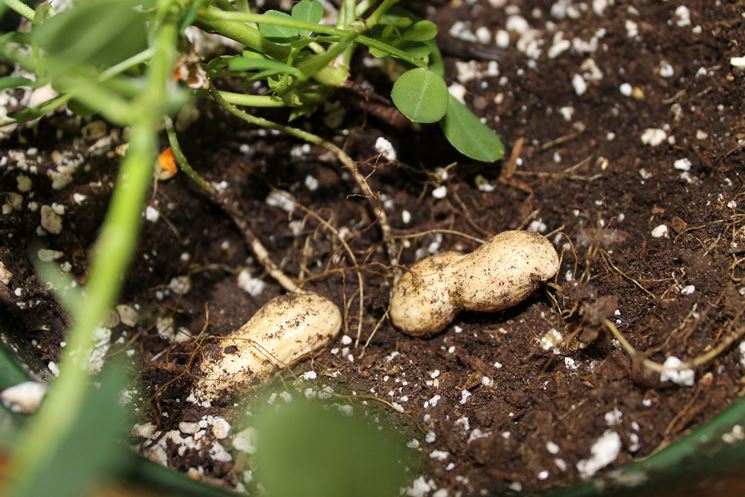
[[2, 1, 745, 496]]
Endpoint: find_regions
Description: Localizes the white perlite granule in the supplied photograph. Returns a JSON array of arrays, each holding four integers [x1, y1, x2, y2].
[[374, 137, 397, 161], [651, 224, 668, 238], [1, 381, 47, 413], [576, 431, 621, 478], [660, 356, 695, 386]]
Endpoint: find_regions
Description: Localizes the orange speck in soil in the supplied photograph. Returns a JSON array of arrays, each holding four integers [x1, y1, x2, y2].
[[157, 147, 178, 180]]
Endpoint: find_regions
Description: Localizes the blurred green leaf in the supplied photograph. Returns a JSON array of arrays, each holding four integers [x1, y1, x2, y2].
[[391, 67, 448, 123], [0, 343, 28, 391], [400, 44, 432, 64], [423, 38, 444, 76], [254, 397, 409, 497], [379, 14, 412, 28], [9, 361, 134, 497], [32, 0, 149, 72], [0, 343, 29, 449], [440, 95, 505, 162], [0, 76, 32, 90], [31, 1, 52, 26], [291, 0, 322, 37], [67, 99, 96, 118], [403, 20, 437, 42], [258, 10, 299, 41]]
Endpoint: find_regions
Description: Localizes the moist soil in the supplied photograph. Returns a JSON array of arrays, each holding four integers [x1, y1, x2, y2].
[[1, 1, 745, 496]]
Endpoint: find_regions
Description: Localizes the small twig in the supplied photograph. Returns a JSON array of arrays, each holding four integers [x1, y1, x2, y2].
[[603, 319, 745, 373], [540, 127, 584, 150]]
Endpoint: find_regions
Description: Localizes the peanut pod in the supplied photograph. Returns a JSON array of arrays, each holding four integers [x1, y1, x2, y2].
[[390, 231, 560, 336], [193, 292, 342, 402]]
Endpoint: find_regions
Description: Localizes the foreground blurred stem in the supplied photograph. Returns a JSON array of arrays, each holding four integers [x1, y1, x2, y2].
[[3, 0, 35, 21], [8, 12, 178, 497]]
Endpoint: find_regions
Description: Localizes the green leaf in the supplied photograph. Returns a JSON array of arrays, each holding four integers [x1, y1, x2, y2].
[[67, 99, 96, 118], [32, 0, 149, 71], [291, 0, 323, 25], [0, 76, 33, 90], [258, 10, 299, 40], [254, 396, 409, 497], [423, 39, 444, 76], [401, 44, 432, 64], [440, 95, 504, 162], [391, 67, 448, 124], [8, 361, 133, 497], [0, 343, 28, 391], [379, 14, 412, 28], [402, 20, 437, 41]]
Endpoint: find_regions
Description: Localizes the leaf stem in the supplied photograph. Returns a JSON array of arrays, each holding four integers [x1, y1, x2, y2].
[[365, 0, 399, 27], [3, 0, 35, 21], [163, 115, 215, 194], [218, 91, 288, 107]]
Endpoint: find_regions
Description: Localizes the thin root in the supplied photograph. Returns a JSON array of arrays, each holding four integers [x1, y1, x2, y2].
[[602, 318, 745, 374]]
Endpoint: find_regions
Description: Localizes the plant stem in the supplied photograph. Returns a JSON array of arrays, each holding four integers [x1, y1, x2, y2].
[[99, 47, 156, 80], [355, 0, 376, 17], [196, 15, 289, 60], [334, 0, 357, 74], [7, 13, 178, 497], [219, 91, 288, 108], [163, 115, 215, 194], [365, 0, 399, 27], [200, 7, 425, 68], [197, 12, 349, 87], [3, 0, 35, 21]]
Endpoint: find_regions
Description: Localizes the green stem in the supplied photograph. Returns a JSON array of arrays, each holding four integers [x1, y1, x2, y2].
[[164, 115, 215, 194], [197, 12, 349, 87], [200, 7, 425, 68], [0, 46, 157, 127], [3, 0, 35, 21], [355, 0, 376, 17], [7, 15, 178, 497], [365, 0, 398, 27], [338, 0, 356, 27], [210, 85, 323, 145], [219, 91, 288, 107], [196, 15, 289, 60], [296, 32, 357, 81], [335, 0, 357, 72], [99, 47, 155, 80]]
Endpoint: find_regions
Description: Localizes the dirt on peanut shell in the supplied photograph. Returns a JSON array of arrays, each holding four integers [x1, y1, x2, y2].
[[1, 0, 744, 496]]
